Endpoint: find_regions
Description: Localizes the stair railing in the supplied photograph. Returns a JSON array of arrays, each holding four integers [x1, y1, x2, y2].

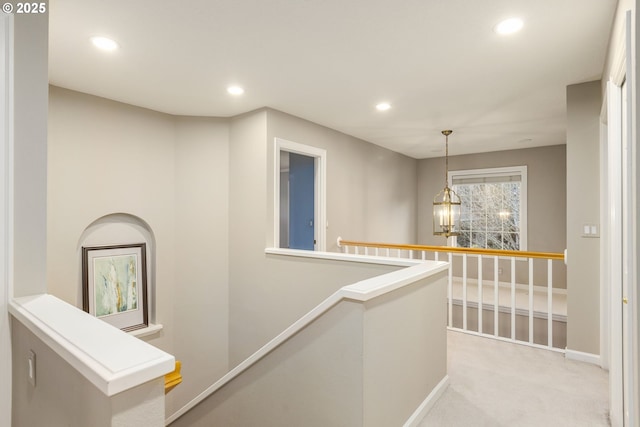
[[337, 237, 566, 351]]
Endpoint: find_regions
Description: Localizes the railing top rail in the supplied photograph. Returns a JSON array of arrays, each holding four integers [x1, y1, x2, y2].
[[337, 238, 565, 261]]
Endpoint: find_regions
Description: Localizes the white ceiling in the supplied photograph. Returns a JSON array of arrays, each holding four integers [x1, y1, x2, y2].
[[48, 0, 617, 159]]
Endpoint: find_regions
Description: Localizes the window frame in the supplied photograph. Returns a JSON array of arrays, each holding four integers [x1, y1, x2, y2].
[[448, 165, 528, 251]]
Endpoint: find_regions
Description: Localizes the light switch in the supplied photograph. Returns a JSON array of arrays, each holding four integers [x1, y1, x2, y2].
[[582, 223, 599, 238], [28, 350, 36, 387]]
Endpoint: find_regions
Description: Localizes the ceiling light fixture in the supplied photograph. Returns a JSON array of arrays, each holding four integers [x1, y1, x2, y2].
[[90, 36, 119, 51], [376, 102, 391, 111], [494, 18, 524, 35], [433, 130, 461, 238], [227, 86, 245, 95]]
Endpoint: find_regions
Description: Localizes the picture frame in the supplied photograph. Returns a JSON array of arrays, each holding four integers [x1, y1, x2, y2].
[[82, 243, 148, 332]]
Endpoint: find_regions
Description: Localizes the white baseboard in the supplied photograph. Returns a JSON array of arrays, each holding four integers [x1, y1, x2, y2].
[[403, 375, 450, 427], [565, 348, 601, 366]]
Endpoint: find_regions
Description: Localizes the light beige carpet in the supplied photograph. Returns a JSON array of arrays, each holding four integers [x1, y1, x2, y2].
[[419, 331, 610, 426]]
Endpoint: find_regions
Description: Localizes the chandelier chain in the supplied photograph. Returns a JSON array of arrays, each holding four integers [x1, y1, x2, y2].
[[442, 129, 452, 188], [445, 133, 449, 188]]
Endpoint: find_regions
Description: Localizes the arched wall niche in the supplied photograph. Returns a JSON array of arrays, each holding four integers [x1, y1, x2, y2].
[[77, 213, 157, 324]]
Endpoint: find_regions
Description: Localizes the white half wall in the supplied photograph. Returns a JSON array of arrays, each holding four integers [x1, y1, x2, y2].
[[11, 319, 167, 427]]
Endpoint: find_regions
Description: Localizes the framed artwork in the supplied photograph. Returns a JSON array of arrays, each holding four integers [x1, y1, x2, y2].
[[82, 243, 148, 332]]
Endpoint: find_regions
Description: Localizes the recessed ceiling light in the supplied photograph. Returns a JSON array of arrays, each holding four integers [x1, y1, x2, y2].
[[376, 102, 391, 111], [90, 36, 119, 51], [227, 86, 245, 95], [494, 18, 524, 35]]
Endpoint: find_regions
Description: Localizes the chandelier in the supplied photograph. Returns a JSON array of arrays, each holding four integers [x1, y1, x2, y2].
[[433, 130, 461, 238]]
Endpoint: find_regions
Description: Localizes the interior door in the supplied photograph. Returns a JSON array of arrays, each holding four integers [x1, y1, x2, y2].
[[288, 152, 315, 250], [622, 76, 632, 426]]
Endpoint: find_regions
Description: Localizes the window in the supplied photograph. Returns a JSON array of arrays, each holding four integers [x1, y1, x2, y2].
[[450, 166, 527, 251]]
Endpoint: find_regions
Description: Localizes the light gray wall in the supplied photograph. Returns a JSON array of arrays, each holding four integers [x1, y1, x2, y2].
[[566, 81, 601, 355], [229, 108, 419, 365], [228, 110, 269, 365], [12, 5, 48, 298], [173, 300, 365, 427], [47, 91, 414, 417], [363, 272, 447, 426], [47, 86, 230, 416], [418, 145, 566, 251], [266, 109, 418, 249], [173, 116, 230, 411], [47, 86, 177, 355], [418, 145, 567, 287], [228, 250, 402, 367], [171, 271, 447, 427], [5, 9, 50, 426], [11, 320, 165, 427]]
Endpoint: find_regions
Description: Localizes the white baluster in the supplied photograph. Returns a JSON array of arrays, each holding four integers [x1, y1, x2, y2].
[[511, 257, 516, 340], [463, 253, 468, 331], [547, 259, 553, 348], [528, 258, 534, 344], [478, 255, 483, 334], [448, 252, 453, 328], [495, 257, 500, 338]]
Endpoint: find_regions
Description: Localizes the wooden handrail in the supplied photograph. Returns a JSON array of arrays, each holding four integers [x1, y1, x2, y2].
[[337, 238, 565, 261], [165, 360, 182, 394]]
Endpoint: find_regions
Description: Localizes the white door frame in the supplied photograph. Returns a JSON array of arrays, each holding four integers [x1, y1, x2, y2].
[[273, 138, 327, 251], [628, 4, 640, 424], [622, 73, 635, 427], [605, 77, 624, 427], [600, 92, 610, 373], [601, 8, 640, 425]]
